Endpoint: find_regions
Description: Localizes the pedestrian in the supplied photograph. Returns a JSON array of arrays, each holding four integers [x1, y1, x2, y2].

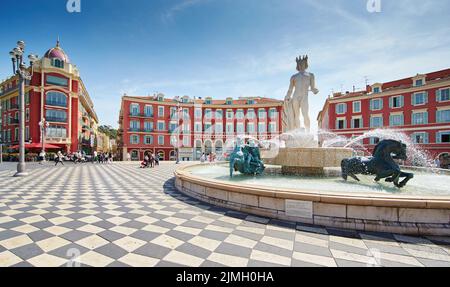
[[154, 153, 160, 166], [55, 151, 64, 166], [127, 152, 131, 161], [39, 150, 46, 165], [200, 153, 206, 163]]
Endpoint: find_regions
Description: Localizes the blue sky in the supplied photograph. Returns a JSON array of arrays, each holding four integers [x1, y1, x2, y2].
[[1, 0, 450, 129]]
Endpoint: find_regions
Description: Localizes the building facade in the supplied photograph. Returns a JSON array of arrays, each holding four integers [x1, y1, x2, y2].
[[318, 68, 450, 159], [0, 41, 99, 154], [118, 94, 283, 161]]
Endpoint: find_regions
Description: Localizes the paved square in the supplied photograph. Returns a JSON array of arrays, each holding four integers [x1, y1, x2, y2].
[[0, 162, 449, 267]]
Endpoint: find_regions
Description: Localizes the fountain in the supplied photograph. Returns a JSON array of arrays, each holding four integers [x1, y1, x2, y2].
[[174, 56, 450, 236]]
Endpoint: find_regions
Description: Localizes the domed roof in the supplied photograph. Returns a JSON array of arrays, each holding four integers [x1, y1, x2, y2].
[[44, 40, 70, 63]]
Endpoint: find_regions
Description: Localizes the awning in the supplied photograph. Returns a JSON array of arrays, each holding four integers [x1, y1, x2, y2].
[[9, 143, 62, 150]]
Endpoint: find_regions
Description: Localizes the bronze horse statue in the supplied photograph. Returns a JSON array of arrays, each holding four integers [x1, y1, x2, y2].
[[341, 139, 414, 188]]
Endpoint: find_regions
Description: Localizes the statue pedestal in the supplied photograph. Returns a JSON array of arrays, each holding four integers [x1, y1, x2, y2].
[[264, 147, 353, 176]]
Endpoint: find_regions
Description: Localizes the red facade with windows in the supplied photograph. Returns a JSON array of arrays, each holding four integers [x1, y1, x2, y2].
[[318, 68, 450, 160], [118, 95, 283, 161], [0, 41, 98, 154]]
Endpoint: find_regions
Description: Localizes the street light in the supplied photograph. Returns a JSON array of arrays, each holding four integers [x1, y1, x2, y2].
[[9, 40, 38, 177], [39, 118, 50, 161], [174, 97, 182, 164]]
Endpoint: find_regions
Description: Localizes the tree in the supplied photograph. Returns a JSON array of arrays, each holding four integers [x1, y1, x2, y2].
[[98, 125, 118, 140]]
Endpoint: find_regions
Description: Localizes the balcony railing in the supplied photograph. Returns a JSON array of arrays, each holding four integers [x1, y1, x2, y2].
[[129, 113, 154, 118], [46, 101, 67, 108], [47, 117, 67, 123], [128, 128, 154, 133]]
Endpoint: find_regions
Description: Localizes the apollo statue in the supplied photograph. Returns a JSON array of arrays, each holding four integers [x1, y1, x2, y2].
[[282, 55, 319, 133]]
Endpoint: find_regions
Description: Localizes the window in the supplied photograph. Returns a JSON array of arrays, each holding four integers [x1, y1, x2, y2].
[[144, 121, 153, 132], [130, 135, 139, 144], [205, 98, 212, 105], [170, 107, 177, 119], [169, 122, 178, 133], [158, 135, 164, 145], [46, 75, 68, 86], [412, 112, 428, 125], [247, 109, 256, 120], [258, 109, 266, 119], [351, 117, 363, 129], [215, 109, 223, 120], [437, 88, 450, 102], [436, 131, 450, 143], [194, 108, 202, 119], [412, 132, 429, 144], [269, 122, 277, 133], [204, 123, 212, 134], [158, 106, 165, 117], [373, 87, 381, 93], [194, 122, 202, 133], [215, 123, 223, 134], [46, 110, 67, 122], [415, 79, 424, 87], [226, 98, 233, 105], [47, 125, 67, 138], [412, 92, 427, 105], [353, 101, 361, 113], [144, 105, 153, 117], [370, 116, 383, 128], [236, 123, 245, 134], [226, 123, 234, 134], [46, 91, 67, 107], [144, 135, 153, 145], [130, 121, 140, 131], [370, 137, 380, 145], [14, 128, 18, 141], [258, 122, 266, 133], [390, 96, 404, 108], [247, 123, 255, 133], [370, 99, 383, 111], [205, 109, 212, 120], [226, 110, 234, 120], [336, 103, 347, 114], [236, 109, 244, 120], [130, 104, 139, 116], [52, 59, 64, 69], [183, 136, 190, 147], [182, 123, 190, 133], [158, 121, 166, 131], [336, 119, 346, 130], [26, 108, 30, 122], [269, 108, 277, 119], [183, 108, 189, 120], [437, 109, 450, 123], [389, 114, 404, 126]]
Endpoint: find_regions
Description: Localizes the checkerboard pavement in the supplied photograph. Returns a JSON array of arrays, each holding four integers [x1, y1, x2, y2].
[[0, 162, 449, 267]]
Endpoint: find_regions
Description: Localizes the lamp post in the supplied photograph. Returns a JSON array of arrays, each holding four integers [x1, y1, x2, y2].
[[39, 118, 49, 161], [176, 100, 182, 164], [9, 40, 38, 177]]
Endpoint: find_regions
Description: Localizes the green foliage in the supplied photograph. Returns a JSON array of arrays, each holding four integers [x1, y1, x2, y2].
[[98, 125, 118, 139]]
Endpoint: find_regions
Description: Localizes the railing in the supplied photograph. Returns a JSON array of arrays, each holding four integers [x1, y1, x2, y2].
[[129, 113, 154, 118], [46, 117, 67, 123], [128, 128, 154, 133], [46, 101, 67, 108]]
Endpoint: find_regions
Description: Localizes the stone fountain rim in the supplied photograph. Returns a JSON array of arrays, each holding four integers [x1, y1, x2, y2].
[[175, 163, 450, 209]]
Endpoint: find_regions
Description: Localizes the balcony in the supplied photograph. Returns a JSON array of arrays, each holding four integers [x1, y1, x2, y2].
[[47, 117, 67, 123], [128, 128, 154, 133], [46, 101, 68, 108], [129, 113, 154, 118]]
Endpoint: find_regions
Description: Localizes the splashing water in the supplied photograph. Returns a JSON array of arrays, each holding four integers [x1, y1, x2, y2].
[[320, 129, 434, 167]]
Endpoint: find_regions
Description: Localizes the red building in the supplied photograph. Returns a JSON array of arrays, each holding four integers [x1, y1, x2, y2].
[[318, 68, 450, 160], [0, 41, 99, 154], [118, 94, 283, 161]]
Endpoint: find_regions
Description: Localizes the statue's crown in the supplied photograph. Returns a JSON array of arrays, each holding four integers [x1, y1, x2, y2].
[[296, 55, 308, 64]]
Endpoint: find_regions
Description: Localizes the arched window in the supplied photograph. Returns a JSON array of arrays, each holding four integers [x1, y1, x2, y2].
[[52, 59, 64, 69], [46, 91, 67, 107]]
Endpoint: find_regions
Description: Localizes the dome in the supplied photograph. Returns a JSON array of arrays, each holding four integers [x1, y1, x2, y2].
[[44, 40, 70, 63]]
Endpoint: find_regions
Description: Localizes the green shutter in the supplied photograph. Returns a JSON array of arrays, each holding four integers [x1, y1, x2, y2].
[[436, 90, 441, 102]]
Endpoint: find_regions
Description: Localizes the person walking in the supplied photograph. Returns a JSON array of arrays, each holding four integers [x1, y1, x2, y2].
[[55, 151, 64, 166], [200, 153, 206, 163], [39, 150, 46, 165]]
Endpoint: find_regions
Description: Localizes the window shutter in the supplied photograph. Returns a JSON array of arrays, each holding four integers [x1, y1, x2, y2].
[[370, 100, 373, 110], [425, 133, 429, 144], [380, 99, 383, 109], [400, 95, 404, 107], [425, 92, 428, 104], [389, 97, 393, 108], [437, 132, 441, 143], [436, 90, 441, 102]]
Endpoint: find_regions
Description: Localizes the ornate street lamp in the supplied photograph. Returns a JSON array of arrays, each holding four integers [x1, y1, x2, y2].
[[39, 118, 50, 161], [9, 40, 38, 177]]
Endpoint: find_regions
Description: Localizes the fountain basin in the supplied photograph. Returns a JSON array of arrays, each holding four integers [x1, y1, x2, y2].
[[264, 147, 353, 175], [175, 163, 450, 236]]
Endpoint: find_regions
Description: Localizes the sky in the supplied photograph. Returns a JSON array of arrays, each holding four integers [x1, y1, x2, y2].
[[1, 0, 450, 130]]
